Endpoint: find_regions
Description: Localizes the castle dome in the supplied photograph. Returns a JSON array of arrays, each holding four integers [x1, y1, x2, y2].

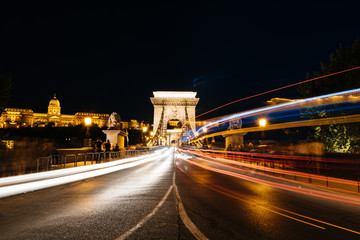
[[49, 94, 60, 107]]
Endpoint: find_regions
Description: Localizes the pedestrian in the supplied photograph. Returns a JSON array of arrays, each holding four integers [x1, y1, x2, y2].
[[96, 139, 102, 152], [105, 140, 111, 152], [114, 143, 119, 151]]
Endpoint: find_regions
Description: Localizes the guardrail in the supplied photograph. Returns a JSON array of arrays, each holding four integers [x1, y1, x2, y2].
[[36, 149, 150, 172], [180, 148, 360, 193]]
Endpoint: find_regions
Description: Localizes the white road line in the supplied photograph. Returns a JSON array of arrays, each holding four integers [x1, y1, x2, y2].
[[173, 172, 209, 240], [114, 184, 174, 240]]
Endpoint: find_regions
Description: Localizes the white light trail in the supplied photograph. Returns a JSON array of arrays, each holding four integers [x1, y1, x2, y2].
[[0, 148, 169, 187], [194, 88, 360, 137], [0, 148, 172, 199]]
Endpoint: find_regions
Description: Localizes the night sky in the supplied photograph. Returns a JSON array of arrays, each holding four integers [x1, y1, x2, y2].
[[1, 2, 360, 122]]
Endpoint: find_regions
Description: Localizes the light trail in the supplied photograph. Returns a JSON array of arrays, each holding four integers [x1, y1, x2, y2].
[[184, 149, 359, 184], [0, 148, 169, 187], [189, 113, 360, 143], [200, 152, 356, 172], [186, 88, 360, 142], [176, 157, 360, 235], [195, 148, 358, 164], [177, 154, 360, 206], [181, 149, 359, 195], [0, 148, 172, 199], [196, 65, 360, 118]]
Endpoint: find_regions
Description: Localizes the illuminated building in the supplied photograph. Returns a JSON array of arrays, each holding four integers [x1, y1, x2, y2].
[[150, 91, 199, 146], [266, 97, 300, 105], [0, 95, 109, 128]]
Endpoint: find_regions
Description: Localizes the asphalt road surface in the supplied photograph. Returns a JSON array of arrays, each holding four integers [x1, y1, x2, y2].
[[0, 148, 194, 240], [1, 147, 360, 240], [175, 150, 360, 240]]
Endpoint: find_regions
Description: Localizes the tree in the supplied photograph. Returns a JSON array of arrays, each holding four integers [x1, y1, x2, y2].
[[298, 38, 360, 153], [299, 38, 360, 97]]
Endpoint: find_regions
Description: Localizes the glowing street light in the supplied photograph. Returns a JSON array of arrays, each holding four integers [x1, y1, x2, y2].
[[203, 127, 207, 133], [258, 118, 267, 127], [84, 117, 92, 146], [258, 118, 267, 140], [84, 117, 92, 126], [150, 131, 154, 136], [142, 126, 148, 145]]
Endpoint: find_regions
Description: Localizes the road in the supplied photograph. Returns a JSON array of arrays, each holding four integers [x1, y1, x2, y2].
[[0, 148, 193, 240], [0, 147, 360, 239], [175, 149, 360, 240]]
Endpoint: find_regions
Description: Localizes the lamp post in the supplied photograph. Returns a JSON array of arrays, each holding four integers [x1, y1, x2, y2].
[[84, 117, 92, 147], [142, 126, 148, 145], [258, 118, 267, 140], [258, 118, 267, 127]]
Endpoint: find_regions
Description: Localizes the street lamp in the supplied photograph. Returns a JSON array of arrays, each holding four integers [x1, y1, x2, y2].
[[85, 117, 92, 126], [258, 118, 267, 140], [142, 126, 148, 145], [84, 117, 92, 147], [258, 118, 267, 127], [142, 126, 148, 132]]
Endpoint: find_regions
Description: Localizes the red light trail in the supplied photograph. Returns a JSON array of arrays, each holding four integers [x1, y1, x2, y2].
[[179, 148, 360, 195], [196, 65, 360, 118], [176, 153, 360, 206]]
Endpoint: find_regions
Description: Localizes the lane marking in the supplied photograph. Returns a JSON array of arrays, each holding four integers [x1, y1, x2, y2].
[[211, 185, 325, 230], [114, 184, 173, 240], [215, 185, 360, 235], [172, 172, 209, 240], [178, 158, 360, 235], [272, 206, 360, 235]]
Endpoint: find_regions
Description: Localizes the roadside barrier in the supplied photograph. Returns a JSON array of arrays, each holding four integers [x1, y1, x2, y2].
[[36, 156, 52, 172], [180, 148, 360, 194], [36, 149, 150, 172]]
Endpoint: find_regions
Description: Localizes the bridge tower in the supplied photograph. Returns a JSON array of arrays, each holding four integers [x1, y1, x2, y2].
[[150, 91, 199, 146]]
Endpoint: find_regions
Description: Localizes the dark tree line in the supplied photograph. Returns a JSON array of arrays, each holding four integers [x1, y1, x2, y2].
[[298, 38, 360, 153]]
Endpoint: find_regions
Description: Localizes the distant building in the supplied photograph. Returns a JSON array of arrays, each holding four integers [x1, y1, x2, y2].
[[266, 97, 300, 105], [0, 94, 123, 128]]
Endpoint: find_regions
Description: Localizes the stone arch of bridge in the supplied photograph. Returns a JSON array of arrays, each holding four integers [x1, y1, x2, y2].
[[150, 91, 199, 145]]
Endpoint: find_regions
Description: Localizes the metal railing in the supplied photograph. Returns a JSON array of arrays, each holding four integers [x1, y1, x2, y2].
[[182, 148, 360, 193], [36, 149, 150, 172]]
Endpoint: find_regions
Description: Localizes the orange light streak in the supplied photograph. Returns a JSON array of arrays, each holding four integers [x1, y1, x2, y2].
[[178, 156, 360, 206], [181, 149, 360, 195], [192, 150, 357, 173], [176, 159, 360, 235], [189, 113, 360, 143], [197, 148, 358, 164], [184, 149, 359, 186]]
